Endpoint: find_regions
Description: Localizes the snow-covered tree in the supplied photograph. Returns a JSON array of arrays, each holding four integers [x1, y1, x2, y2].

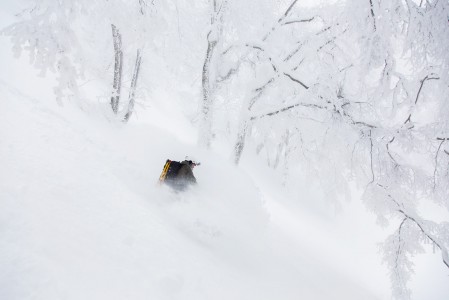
[[228, 1, 449, 298], [2, 0, 152, 118], [2, 0, 86, 104], [342, 0, 449, 298], [196, 1, 449, 298]]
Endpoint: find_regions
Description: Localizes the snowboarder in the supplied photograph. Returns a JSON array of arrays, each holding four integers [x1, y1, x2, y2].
[[159, 158, 200, 191]]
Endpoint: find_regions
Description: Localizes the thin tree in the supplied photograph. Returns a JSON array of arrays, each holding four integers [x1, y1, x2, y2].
[[124, 49, 142, 122], [110, 24, 123, 114]]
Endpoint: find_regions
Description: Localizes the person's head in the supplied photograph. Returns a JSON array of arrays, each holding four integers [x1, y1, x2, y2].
[[185, 156, 200, 168]]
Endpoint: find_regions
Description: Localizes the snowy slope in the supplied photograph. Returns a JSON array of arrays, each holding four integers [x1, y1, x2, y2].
[[0, 72, 389, 300]]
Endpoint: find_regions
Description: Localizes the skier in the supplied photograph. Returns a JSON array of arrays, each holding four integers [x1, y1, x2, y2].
[[159, 158, 200, 191]]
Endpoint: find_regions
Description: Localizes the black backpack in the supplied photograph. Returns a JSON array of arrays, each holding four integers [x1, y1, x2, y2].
[[159, 159, 182, 182]]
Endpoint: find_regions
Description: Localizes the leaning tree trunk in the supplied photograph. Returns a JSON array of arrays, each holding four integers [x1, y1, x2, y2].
[[124, 49, 142, 122], [233, 120, 248, 165], [199, 31, 218, 148], [110, 24, 123, 114]]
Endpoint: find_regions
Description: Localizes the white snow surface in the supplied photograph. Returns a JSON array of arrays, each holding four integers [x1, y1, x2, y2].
[[0, 75, 380, 299]]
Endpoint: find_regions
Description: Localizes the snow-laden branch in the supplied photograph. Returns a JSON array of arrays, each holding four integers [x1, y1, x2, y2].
[[278, 0, 300, 23], [433, 139, 445, 189], [250, 102, 325, 121], [369, 130, 374, 184], [283, 73, 309, 89], [386, 137, 399, 165], [282, 17, 315, 26], [369, 0, 376, 31], [397, 210, 449, 269], [404, 74, 440, 124], [263, 0, 300, 41], [249, 95, 378, 131], [377, 183, 449, 271], [244, 43, 309, 91]]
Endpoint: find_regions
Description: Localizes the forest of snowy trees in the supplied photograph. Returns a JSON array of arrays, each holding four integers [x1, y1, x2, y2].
[[2, 0, 449, 298]]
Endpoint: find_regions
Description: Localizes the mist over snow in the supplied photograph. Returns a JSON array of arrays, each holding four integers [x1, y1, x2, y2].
[[0, 61, 380, 300], [1, 1, 449, 300]]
